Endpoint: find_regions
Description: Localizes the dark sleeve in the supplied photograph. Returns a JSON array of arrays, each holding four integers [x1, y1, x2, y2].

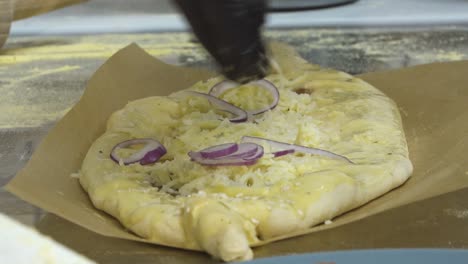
[[173, 0, 269, 83]]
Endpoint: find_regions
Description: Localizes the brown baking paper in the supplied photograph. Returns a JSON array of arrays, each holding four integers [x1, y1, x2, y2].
[[6, 43, 468, 251]]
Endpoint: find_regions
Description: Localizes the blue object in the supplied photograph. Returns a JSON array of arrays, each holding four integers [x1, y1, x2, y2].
[[241, 249, 468, 264]]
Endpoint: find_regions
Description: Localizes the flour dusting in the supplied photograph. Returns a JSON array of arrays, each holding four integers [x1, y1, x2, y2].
[[444, 208, 468, 219]]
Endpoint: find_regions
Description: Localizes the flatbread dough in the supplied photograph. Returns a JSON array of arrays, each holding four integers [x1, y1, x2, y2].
[[79, 44, 413, 261]]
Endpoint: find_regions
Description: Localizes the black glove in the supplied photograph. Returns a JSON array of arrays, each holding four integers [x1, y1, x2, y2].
[[173, 0, 269, 83]]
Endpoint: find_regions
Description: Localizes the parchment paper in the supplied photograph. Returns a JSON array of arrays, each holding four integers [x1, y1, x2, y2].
[[6, 43, 468, 249]]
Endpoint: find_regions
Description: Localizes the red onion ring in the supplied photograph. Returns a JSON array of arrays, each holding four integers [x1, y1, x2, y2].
[[185, 91, 248, 123], [271, 149, 295, 158], [240, 144, 264, 160], [189, 152, 259, 166], [209, 80, 238, 96], [209, 79, 280, 115], [214, 143, 260, 159], [241, 136, 353, 163], [188, 142, 264, 166], [110, 138, 166, 165], [199, 142, 238, 159]]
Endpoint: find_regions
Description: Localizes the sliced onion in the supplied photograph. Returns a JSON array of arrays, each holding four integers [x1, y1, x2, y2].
[[188, 151, 259, 166], [209, 79, 280, 115], [215, 143, 260, 159], [185, 91, 248, 123], [209, 80, 238, 97], [240, 144, 264, 160], [271, 149, 295, 158], [199, 142, 238, 159], [110, 138, 167, 165], [140, 148, 165, 165], [188, 142, 264, 166], [241, 136, 353, 163]]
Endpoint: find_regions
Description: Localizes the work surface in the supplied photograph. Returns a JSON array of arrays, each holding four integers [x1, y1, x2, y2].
[[1, 27, 468, 263]]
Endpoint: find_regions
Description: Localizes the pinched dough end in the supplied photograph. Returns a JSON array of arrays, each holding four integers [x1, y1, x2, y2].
[[218, 226, 254, 261], [392, 158, 413, 186], [184, 198, 257, 261]]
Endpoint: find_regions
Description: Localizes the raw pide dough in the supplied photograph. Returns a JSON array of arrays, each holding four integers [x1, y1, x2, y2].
[[79, 44, 412, 261]]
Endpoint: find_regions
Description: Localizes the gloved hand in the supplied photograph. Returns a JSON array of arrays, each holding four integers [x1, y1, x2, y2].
[[173, 0, 269, 83]]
